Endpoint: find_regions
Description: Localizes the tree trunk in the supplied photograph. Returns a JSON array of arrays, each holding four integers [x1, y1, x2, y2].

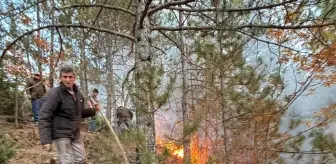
[[106, 39, 114, 122], [179, 7, 191, 164], [15, 80, 19, 128], [220, 71, 229, 164], [49, 0, 55, 87], [80, 35, 88, 97], [36, 2, 42, 74], [135, 0, 156, 162]]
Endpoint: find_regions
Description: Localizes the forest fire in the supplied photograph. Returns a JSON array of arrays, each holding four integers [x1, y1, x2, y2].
[[157, 138, 184, 159], [156, 134, 209, 163], [172, 148, 184, 158]]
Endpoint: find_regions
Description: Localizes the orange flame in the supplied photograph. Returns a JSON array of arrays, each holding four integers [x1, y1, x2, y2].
[[173, 148, 184, 158], [157, 138, 184, 159], [156, 133, 209, 163]]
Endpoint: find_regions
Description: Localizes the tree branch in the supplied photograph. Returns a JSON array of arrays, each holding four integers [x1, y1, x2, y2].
[[148, 0, 195, 15], [0, 24, 135, 66], [237, 30, 308, 53], [56, 4, 135, 16], [163, 0, 297, 13], [55, 27, 63, 67], [151, 22, 336, 31], [138, 0, 153, 29], [0, 0, 47, 21]]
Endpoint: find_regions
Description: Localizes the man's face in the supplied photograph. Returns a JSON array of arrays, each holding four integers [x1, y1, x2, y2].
[[34, 74, 41, 80], [60, 72, 75, 88], [93, 92, 99, 97]]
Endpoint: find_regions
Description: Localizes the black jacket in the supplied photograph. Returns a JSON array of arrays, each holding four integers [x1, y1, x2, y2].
[[38, 82, 96, 145], [116, 106, 133, 119]]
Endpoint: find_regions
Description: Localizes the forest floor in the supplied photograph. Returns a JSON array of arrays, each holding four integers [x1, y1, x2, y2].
[[0, 119, 137, 164]]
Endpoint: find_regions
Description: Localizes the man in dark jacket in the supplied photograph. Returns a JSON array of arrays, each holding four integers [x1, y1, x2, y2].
[[38, 66, 99, 164], [116, 106, 133, 130], [26, 72, 46, 125]]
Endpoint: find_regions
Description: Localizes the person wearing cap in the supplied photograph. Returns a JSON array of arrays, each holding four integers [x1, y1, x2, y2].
[[26, 72, 46, 125], [116, 106, 133, 133]]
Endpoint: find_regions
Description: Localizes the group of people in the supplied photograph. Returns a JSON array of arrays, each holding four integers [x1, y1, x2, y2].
[[26, 66, 134, 164]]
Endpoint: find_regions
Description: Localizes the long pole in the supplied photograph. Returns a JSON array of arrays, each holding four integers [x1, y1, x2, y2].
[[98, 111, 130, 164]]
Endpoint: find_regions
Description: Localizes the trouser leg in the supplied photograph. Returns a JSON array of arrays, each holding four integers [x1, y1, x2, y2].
[[71, 138, 88, 164], [54, 138, 88, 164], [32, 98, 43, 122], [91, 120, 96, 132], [53, 138, 74, 164], [31, 100, 38, 122]]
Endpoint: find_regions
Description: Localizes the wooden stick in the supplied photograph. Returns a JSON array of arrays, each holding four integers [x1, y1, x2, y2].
[[98, 111, 130, 164]]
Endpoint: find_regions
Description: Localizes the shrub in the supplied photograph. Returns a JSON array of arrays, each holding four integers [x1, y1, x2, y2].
[[0, 133, 16, 164]]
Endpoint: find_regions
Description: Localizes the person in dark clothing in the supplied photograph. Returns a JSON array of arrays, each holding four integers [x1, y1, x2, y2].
[[26, 72, 46, 125], [38, 66, 99, 164], [88, 88, 99, 133], [116, 106, 133, 130]]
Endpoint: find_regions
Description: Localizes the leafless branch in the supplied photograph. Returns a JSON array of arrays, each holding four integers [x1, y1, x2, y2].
[[122, 64, 137, 95], [0, 24, 135, 66], [237, 30, 307, 53], [151, 22, 336, 31], [0, 0, 47, 21], [148, 0, 195, 15], [138, 0, 153, 28], [166, 0, 297, 13], [56, 4, 135, 16]]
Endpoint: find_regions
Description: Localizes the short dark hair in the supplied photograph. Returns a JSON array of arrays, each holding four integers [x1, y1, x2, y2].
[[59, 66, 75, 77], [93, 88, 99, 93]]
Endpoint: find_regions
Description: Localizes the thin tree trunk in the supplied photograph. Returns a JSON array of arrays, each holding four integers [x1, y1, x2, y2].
[[264, 120, 271, 163], [36, 2, 42, 74], [15, 79, 19, 128], [49, 0, 55, 87], [80, 35, 88, 97], [180, 7, 191, 163], [220, 71, 229, 164], [252, 121, 258, 164], [106, 38, 114, 122]]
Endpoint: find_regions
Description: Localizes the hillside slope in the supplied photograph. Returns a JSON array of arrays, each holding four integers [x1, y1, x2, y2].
[[0, 120, 136, 164]]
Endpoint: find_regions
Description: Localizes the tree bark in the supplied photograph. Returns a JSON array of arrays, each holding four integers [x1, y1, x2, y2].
[[220, 71, 229, 164], [49, 0, 55, 87], [15, 79, 19, 128], [79, 34, 88, 97], [36, 2, 42, 74], [180, 6, 191, 164], [135, 0, 156, 162], [106, 38, 114, 122]]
